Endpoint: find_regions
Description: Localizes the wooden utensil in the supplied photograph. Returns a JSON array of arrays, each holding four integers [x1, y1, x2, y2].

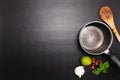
[[99, 6, 120, 42]]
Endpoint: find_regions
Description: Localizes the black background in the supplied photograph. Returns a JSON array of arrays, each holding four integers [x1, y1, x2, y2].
[[0, 0, 120, 80]]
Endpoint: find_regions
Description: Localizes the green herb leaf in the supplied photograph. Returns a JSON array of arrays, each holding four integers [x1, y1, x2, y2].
[[103, 61, 109, 69], [92, 68, 101, 75], [102, 69, 107, 74], [99, 61, 104, 70], [91, 61, 110, 75], [96, 68, 101, 72]]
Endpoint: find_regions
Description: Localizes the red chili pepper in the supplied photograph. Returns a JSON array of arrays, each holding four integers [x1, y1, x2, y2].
[[95, 60, 100, 66], [89, 64, 95, 70], [92, 58, 95, 64]]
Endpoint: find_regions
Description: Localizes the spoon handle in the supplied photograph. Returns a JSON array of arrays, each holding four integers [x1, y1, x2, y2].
[[107, 20, 120, 42], [99, 6, 120, 42]]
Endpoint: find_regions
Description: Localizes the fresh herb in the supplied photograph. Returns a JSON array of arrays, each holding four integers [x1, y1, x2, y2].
[[103, 61, 109, 69], [99, 61, 104, 70], [92, 68, 101, 75], [102, 69, 107, 74], [92, 61, 110, 75]]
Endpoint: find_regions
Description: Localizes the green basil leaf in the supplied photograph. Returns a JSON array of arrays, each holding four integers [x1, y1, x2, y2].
[[92, 68, 101, 75], [99, 61, 104, 70], [96, 68, 101, 72], [103, 61, 109, 69], [102, 69, 107, 74]]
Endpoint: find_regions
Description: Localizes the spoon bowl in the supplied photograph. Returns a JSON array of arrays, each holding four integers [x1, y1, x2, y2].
[[99, 6, 120, 42]]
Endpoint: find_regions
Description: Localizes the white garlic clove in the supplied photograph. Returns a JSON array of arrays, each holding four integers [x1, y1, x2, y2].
[[74, 66, 85, 78]]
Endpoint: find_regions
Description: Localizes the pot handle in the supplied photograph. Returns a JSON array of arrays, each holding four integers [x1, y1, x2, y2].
[[105, 50, 120, 68]]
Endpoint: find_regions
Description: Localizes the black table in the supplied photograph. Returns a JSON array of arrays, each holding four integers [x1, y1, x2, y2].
[[0, 0, 120, 80]]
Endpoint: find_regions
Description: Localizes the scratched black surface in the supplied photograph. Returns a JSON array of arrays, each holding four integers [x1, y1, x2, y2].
[[0, 0, 120, 80]]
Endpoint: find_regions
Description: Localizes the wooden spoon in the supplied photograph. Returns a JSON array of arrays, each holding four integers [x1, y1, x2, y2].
[[99, 6, 120, 42]]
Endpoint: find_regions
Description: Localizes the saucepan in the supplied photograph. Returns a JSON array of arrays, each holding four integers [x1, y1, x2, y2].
[[79, 21, 120, 68]]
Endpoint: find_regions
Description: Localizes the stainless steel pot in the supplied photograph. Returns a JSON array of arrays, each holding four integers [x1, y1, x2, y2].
[[79, 21, 120, 68]]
